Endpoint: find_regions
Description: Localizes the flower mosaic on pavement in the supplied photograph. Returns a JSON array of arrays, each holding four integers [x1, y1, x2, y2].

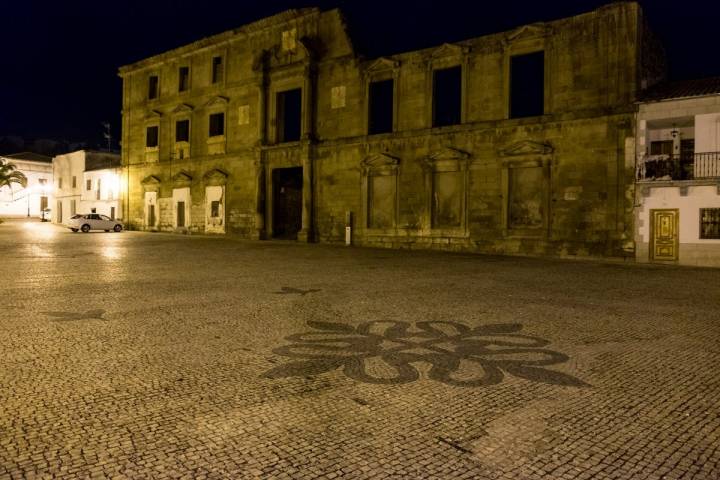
[[264, 320, 588, 387]]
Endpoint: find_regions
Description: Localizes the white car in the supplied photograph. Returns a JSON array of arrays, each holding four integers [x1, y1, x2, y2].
[[67, 214, 123, 233]]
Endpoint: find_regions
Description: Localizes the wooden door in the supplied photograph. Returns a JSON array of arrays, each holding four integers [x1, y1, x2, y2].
[[650, 209, 679, 261]]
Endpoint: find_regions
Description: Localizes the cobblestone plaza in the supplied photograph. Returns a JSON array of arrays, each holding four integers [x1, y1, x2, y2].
[[1, 219, 719, 479]]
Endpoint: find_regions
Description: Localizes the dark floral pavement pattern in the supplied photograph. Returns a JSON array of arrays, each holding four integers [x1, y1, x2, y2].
[[265, 320, 588, 387]]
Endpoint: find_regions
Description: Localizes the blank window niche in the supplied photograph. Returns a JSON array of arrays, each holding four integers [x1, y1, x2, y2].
[[700, 208, 720, 239], [209, 113, 225, 137], [277, 88, 302, 143], [432, 171, 462, 228], [178, 66, 190, 92], [86, 179, 92, 191], [211, 56, 223, 84], [510, 51, 545, 118], [508, 166, 544, 229], [176, 119, 190, 142], [432, 66, 462, 127], [368, 175, 396, 229], [146, 125, 159, 148], [368, 79, 394, 135], [148, 75, 159, 100]]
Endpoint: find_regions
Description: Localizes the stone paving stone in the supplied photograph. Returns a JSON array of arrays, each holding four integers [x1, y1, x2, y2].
[[0, 220, 719, 479]]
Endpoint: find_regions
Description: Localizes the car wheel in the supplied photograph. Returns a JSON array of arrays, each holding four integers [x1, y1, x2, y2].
[[71, 228, 78, 232], [81, 224, 91, 233], [113, 224, 122, 232]]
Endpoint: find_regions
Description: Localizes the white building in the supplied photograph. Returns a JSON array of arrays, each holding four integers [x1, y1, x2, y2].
[[635, 77, 720, 266], [0, 152, 53, 218], [52, 150, 122, 224]]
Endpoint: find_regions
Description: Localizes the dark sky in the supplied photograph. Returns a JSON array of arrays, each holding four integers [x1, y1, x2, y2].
[[2, 0, 719, 149]]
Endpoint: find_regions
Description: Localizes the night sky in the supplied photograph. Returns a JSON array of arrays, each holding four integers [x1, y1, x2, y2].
[[2, 0, 719, 151]]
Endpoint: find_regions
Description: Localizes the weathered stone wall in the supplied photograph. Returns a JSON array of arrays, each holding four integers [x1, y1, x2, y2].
[[119, 2, 663, 258]]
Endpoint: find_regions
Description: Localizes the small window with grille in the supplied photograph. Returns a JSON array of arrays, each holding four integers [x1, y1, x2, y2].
[[700, 208, 720, 239]]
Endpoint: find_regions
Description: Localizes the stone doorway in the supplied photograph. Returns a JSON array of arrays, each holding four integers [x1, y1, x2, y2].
[[272, 167, 303, 239]]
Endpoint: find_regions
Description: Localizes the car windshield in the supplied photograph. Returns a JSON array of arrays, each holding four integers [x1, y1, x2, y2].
[[70, 214, 83, 219], [100, 215, 110, 220]]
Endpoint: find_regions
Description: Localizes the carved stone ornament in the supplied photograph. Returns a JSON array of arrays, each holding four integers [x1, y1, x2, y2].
[[361, 152, 400, 175], [172, 170, 193, 187], [498, 140, 553, 157], [140, 175, 161, 191], [203, 168, 229, 186]]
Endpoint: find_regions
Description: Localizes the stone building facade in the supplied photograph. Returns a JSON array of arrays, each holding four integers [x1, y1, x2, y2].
[[119, 2, 664, 257]]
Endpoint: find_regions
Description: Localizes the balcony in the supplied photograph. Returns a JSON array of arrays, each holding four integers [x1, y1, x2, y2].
[[636, 152, 720, 182]]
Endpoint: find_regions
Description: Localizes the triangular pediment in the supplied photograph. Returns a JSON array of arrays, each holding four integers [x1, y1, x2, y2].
[[204, 96, 228, 109], [428, 147, 470, 161], [145, 110, 162, 120], [171, 170, 193, 185], [172, 103, 194, 114], [203, 168, 228, 185], [431, 43, 467, 58], [140, 175, 161, 186], [362, 152, 400, 168], [366, 57, 399, 73], [499, 140, 553, 157], [506, 23, 550, 43]]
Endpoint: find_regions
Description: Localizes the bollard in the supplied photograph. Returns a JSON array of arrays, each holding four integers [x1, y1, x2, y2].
[[345, 211, 352, 246]]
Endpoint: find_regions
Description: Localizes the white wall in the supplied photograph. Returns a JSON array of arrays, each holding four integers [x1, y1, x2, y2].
[[52, 151, 85, 223], [694, 113, 720, 153], [638, 185, 720, 244], [0, 159, 53, 218]]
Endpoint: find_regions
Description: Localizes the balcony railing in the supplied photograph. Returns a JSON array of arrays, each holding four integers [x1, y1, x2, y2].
[[636, 152, 720, 181]]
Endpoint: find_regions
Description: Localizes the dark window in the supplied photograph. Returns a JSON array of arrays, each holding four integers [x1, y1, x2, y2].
[[176, 119, 190, 142], [650, 141, 673, 156], [212, 56, 223, 84], [209, 112, 225, 137], [72, 176, 76, 188], [211, 200, 220, 217], [58, 178, 62, 189], [96, 179, 101, 200], [433, 66, 462, 127], [277, 88, 302, 143], [178, 66, 190, 92], [40, 196, 48, 211], [86, 179, 92, 191], [146, 125, 159, 147], [700, 208, 720, 239], [148, 75, 159, 99], [38, 179, 47, 185], [368, 79, 394, 135], [510, 51, 545, 118]]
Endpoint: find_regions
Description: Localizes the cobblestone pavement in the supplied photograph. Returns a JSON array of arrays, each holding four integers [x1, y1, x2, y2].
[[1, 218, 719, 479]]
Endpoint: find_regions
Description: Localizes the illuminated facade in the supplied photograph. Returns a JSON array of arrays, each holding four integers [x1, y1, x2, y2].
[[119, 3, 665, 258], [0, 152, 53, 218], [52, 150, 122, 224]]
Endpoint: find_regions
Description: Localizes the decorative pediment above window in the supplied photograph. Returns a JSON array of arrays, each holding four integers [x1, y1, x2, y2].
[[172, 170, 193, 187], [267, 36, 320, 67], [365, 57, 400, 75], [172, 103, 194, 114], [498, 140, 553, 157], [141, 175, 161, 191], [431, 43, 470, 59], [204, 96, 229, 109], [145, 110, 162, 121], [361, 152, 400, 175], [423, 147, 471, 172], [505, 23, 552, 44], [203, 168, 228, 186]]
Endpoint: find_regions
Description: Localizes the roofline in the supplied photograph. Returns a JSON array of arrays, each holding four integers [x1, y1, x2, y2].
[[636, 92, 720, 105], [118, 7, 321, 76]]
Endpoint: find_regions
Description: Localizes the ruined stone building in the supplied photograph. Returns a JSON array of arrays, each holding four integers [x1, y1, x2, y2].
[[118, 2, 665, 257]]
